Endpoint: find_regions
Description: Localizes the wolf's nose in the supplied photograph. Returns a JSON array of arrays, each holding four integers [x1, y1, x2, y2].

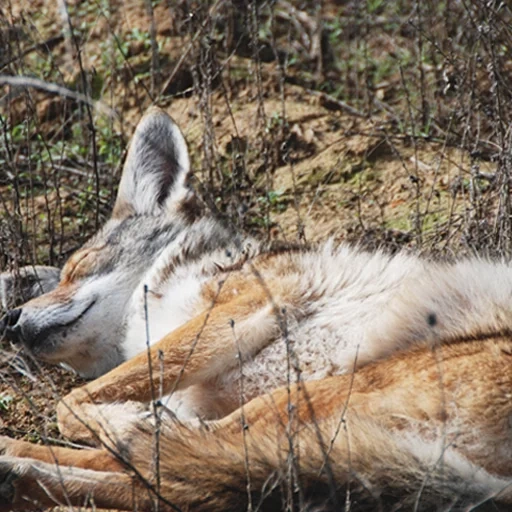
[[1, 308, 23, 342]]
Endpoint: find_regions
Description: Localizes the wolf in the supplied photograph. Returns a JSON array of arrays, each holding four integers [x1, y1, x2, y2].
[[0, 108, 511, 511]]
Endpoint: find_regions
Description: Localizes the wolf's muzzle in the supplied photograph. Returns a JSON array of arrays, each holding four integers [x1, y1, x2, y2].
[[1, 308, 23, 343]]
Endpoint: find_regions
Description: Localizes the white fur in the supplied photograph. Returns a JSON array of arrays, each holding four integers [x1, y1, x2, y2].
[[123, 274, 204, 362], [397, 432, 512, 499]]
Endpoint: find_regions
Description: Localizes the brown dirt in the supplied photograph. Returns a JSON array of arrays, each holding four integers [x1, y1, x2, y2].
[[1, 350, 82, 441]]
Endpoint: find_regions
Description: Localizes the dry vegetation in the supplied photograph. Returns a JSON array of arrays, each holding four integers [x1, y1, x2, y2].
[[1, 0, 512, 509]]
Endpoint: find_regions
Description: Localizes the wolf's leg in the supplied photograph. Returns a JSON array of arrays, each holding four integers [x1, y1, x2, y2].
[[212, 338, 512, 479], [0, 456, 157, 512], [0, 435, 123, 471], [57, 285, 283, 443]]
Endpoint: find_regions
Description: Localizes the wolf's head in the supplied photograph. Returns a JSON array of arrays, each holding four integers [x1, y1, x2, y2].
[[1, 109, 230, 378]]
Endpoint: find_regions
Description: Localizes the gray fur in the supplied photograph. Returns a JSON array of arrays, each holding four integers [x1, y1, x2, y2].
[[0, 266, 60, 311]]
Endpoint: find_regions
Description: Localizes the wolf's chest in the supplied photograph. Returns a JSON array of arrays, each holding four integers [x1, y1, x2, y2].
[[122, 272, 206, 361]]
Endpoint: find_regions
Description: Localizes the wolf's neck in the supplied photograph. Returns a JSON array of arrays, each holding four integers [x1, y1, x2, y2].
[[120, 216, 259, 361]]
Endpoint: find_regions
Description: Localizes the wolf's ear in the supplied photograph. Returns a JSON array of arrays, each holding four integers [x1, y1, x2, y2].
[[113, 108, 192, 218]]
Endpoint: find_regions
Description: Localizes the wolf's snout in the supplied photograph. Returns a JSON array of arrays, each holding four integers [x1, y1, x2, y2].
[[1, 308, 23, 343]]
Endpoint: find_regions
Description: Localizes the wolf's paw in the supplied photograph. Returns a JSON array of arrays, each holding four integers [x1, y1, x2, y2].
[[58, 397, 149, 450], [56, 401, 100, 446], [0, 458, 18, 508]]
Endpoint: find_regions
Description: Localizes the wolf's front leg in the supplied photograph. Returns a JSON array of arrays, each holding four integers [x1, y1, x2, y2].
[[57, 285, 284, 443], [0, 455, 152, 511], [0, 436, 134, 511], [0, 434, 124, 472]]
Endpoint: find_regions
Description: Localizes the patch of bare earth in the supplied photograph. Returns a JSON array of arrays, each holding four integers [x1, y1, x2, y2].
[[0, 350, 82, 442]]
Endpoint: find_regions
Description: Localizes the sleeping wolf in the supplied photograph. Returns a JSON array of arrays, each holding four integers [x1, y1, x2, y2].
[[0, 108, 511, 511]]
